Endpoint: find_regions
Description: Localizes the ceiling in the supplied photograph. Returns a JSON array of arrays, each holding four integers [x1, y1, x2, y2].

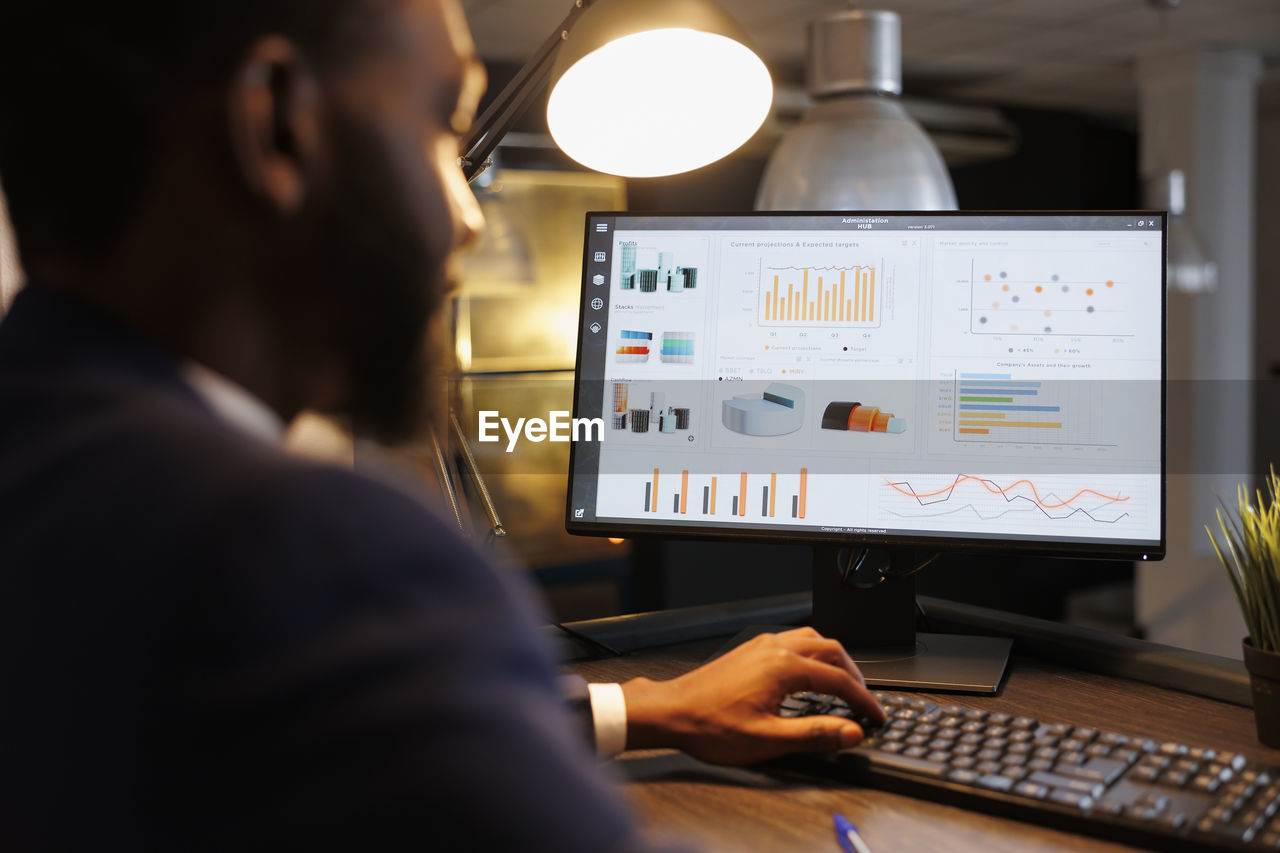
[[459, 0, 1280, 116]]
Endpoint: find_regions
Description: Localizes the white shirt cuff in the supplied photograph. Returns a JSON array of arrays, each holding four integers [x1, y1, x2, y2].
[[587, 682, 628, 758]]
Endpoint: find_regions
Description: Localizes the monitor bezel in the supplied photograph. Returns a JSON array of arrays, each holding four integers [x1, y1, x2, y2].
[[564, 209, 1167, 561]]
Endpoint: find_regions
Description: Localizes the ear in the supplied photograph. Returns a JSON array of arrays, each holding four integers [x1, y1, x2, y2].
[[226, 37, 323, 214]]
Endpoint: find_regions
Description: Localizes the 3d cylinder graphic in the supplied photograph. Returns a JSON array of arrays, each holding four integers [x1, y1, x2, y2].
[[821, 401, 905, 433], [722, 383, 805, 436]]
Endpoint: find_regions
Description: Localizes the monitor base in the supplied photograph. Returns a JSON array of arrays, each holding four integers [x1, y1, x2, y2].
[[718, 625, 1011, 694]]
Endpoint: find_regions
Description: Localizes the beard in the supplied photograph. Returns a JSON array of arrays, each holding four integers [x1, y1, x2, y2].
[[271, 116, 450, 445]]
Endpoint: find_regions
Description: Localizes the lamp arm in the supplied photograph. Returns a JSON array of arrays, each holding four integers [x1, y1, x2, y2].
[[449, 410, 506, 541], [460, 0, 599, 182]]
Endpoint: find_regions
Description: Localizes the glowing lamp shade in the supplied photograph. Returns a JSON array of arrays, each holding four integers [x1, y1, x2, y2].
[[546, 0, 772, 178]]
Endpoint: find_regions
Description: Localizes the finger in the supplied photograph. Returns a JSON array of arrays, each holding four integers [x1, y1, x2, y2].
[[760, 714, 866, 753], [780, 655, 887, 724], [773, 635, 866, 686], [775, 626, 823, 641]]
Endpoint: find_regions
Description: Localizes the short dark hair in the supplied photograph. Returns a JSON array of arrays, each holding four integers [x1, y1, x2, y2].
[[0, 1, 388, 270]]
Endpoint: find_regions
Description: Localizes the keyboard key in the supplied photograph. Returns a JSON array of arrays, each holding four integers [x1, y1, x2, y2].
[[1050, 757, 1126, 787], [904, 746, 929, 758], [953, 744, 978, 757], [1158, 770, 1190, 788], [1158, 742, 1188, 757], [951, 756, 977, 770], [868, 751, 950, 777], [1000, 766, 1028, 781], [1112, 748, 1140, 765], [978, 774, 1014, 792], [927, 751, 951, 764], [1192, 774, 1223, 794], [964, 709, 988, 722], [976, 760, 1002, 775], [1027, 758, 1053, 772], [878, 741, 905, 754], [1014, 781, 1049, 799], [1047, 789, 1093, 810], [1085, 743, 1111, 758], [1027, 771, 1105, 800], [1011, 717, 1038, 730], [978, 749, 1002, 762], [1001, 753, 1028, 767], [1131, 766, 1160, 783], [949, 768, 979, 784]]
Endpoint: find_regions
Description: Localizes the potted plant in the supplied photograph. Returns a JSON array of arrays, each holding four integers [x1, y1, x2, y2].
[[1208, 469, 1280, 747]]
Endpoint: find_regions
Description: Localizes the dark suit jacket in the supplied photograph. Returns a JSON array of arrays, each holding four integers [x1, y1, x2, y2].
[[0, 286, 646, 851]]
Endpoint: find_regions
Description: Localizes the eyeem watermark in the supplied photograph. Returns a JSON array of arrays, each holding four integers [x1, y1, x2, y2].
[[478, 411, 604, 453]]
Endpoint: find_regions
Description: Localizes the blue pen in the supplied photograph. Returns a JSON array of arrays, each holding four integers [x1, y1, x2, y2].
[[833, 813, 874, 853]]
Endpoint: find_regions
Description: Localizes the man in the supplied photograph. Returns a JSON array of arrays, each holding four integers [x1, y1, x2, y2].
[[0, 1, 883, 849]]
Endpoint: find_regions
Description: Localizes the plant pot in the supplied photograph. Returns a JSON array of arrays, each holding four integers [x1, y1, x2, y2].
[[1243, 638, 1280, 748]]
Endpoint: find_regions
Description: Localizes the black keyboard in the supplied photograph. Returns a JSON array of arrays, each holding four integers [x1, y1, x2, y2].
[[780, 690, 1280, 851]]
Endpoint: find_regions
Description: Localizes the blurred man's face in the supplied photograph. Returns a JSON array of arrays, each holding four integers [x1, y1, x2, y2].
[[287, 0, 484, 441]]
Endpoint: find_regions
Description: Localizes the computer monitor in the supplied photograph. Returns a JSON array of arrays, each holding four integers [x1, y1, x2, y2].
[[566, 211, 1165, 690]]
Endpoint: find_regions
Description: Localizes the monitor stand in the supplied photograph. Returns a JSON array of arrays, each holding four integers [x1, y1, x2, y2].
[[721, 546, 1012, 694], [810, 545, 1011, 693]]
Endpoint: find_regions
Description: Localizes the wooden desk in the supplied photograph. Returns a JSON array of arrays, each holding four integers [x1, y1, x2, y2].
[[572, 639, 1280, 853]]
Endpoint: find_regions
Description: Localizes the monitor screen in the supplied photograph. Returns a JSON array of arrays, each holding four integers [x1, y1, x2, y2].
[[566, 212, 1165, 559]]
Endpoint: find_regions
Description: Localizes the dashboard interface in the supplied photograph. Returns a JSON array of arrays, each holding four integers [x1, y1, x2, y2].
[[567, 213, 1165, 556]]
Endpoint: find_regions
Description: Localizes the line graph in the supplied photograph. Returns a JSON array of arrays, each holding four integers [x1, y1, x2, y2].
[[876, 473, 1150, 538]]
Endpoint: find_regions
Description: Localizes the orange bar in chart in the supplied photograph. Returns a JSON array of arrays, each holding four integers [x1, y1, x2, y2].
[[652, 468, 659, 512], [710, 476, 717, 515], [853, 271, 861, 321], [769, 472, 777, 517], [839, 272, 846, 321], [788, 283, 794, 321], [869, 267, 876, 322], [803, 269, 808, 323], [799, 467, 808, 518], [846, 298, 852, 321], [817, 276, 823, 322], [958, 428, 989, 435], [680, 470, 689, 514], [739, 472, 748, 517], [773, 276, 780, 321]]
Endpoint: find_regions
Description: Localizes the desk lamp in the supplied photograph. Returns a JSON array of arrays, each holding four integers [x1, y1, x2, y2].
[[460, 0, 773, 181], [438, 0, 772, 538], [756, 9, 956, 210]]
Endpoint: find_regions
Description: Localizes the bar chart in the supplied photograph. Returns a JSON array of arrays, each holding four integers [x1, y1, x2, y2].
[[759, 264, 883, 327], [955, 372, 1061, 441], [636, 466, 810, 520]]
